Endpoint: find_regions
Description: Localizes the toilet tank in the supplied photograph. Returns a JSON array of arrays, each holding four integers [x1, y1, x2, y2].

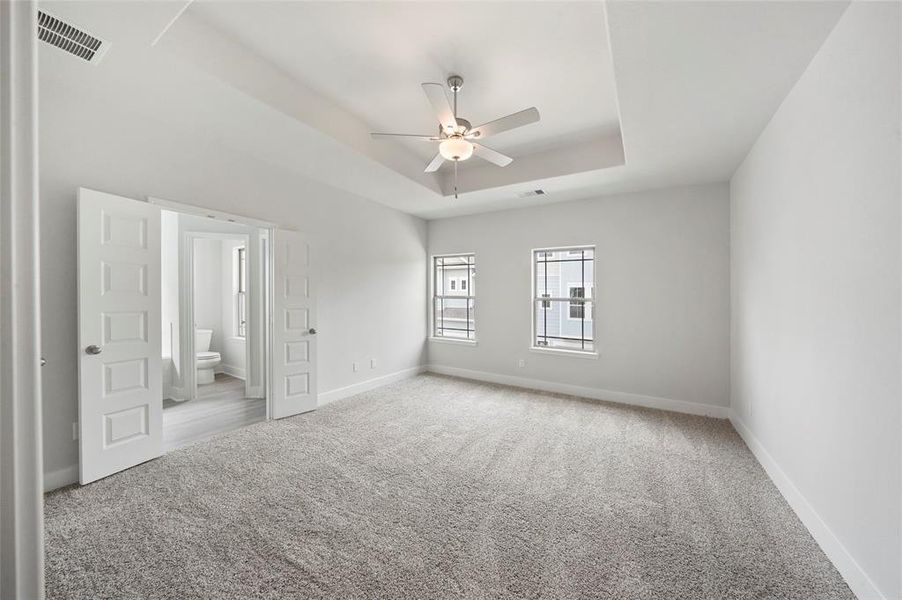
[[195, 328, 213, 352]]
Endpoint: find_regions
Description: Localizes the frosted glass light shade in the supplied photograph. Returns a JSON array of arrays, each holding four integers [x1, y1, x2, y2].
[[439, 138, 474, 161]]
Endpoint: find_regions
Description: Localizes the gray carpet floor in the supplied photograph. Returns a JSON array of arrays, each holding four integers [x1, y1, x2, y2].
[[45, 374, 854, 599]]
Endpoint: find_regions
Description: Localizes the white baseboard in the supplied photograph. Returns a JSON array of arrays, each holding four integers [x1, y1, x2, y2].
[[220, 364, 246, 380], [318, 365, 426, 407], [730, 414, 885, 600], [44, 464, 78, 492], [165, 385, 187, 402], [426, 364, 730, 419]]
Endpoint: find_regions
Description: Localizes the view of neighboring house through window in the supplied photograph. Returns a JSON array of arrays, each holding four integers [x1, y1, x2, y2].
[[533, 247, 595, 352], [236, 246, 247, 338], [433, 254, 476, 340]]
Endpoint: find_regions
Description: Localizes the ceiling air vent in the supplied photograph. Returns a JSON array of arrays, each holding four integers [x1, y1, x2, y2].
[[38, 11, 109, 64], [517, 189, 547, 199]]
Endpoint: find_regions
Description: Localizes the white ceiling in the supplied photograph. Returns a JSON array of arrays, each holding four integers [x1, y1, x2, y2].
[[38, 1, 850, 220], [189, 1, 623, 178]]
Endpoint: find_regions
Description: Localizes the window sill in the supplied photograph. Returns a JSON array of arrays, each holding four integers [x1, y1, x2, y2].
[[429, 337, 478, 347], [529, 346, 598, 359]]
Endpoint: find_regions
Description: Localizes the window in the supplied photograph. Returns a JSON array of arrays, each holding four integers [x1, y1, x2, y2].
[[235, 246, 247, 338], [541, 293, 551, 309], [569, 286, 585, 319], [433, 254, 476, 341], [567, 285, 593, 320], [533, 247, 595, 353]]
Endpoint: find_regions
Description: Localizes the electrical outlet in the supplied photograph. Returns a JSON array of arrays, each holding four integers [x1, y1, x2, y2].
[[352, 362, 359, 373], [72, 422, 78, 440], [517, 359, 525, 368], [370, 359, 377, 369]]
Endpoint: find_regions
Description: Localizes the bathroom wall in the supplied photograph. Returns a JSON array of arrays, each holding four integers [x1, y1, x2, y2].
[[193, 238, 224, 355]]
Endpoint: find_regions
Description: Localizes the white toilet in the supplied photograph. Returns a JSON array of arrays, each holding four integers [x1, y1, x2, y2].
[[195, 328, 221, 385]]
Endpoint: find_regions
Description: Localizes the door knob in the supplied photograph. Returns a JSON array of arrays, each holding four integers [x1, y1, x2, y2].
[[85, 345, 102, 355], [308, 328, 317, 335]]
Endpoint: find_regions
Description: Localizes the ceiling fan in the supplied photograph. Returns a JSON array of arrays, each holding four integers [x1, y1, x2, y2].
[[370, 75, 540, 198]]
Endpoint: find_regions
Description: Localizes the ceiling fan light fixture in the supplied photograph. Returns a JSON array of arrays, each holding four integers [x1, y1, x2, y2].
[[439, 137, 473, 161]]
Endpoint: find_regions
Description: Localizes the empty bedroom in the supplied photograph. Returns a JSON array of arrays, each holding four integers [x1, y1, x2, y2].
[[0, 1, 899, 599]]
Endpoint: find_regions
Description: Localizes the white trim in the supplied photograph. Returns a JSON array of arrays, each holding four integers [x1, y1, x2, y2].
[[529, 346, 598, 359], [43, 465, 78, 493], [730, 414, 886, 600], [429, 336, 478, 346], [148, 196, 277, 229], [427, 365, 729, 418], [0, 2, 44, 596], [220, 364, 246, 380], [168, 383, 188, 402], [318, 366, 426, 407]]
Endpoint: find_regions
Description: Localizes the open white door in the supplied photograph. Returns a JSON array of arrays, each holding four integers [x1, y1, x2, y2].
[[271, 229, 317, 418], [78, 188, 162, 484]]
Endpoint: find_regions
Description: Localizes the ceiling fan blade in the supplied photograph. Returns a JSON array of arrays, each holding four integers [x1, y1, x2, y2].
[[422, 83, 458, 132], [424, 152, 445, 173], [473, 143, 513, 167], [468, 107, 540, 139], [371, 132, 439, 141]]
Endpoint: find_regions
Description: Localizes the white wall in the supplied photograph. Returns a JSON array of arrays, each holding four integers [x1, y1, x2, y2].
[[39, 53, 428, 487], [427, 183, 731, 414], [193, 238, 223, 354], [730, 3, 900, 598]]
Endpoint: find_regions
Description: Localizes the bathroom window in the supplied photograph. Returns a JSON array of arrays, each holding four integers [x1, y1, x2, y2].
[[236, 247, 247, 338]]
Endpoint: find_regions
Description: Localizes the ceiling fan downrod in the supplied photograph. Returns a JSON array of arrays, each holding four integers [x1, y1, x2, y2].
[[448, 74, 463, 118]]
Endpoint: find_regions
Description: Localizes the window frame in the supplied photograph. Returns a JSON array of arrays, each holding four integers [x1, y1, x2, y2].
[[530, 245, 598, 357], [235, 246, 247, 338], [430, 252, 477, 345]]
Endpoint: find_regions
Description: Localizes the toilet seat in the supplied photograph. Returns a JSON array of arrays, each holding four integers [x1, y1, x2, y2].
[[196, 351, 221, 385]]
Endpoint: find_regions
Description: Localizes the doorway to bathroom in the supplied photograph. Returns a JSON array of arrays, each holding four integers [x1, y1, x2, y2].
[[76, 188, 318, 484], [159, 211, 270, 452]]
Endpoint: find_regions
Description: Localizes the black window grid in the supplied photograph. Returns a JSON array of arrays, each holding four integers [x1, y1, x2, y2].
[[433, 254, 476, 340], [534, 248, 594, 351]]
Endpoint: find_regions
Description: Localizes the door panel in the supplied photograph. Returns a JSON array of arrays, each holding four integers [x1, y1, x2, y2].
[[271, 230, 317, 418], [78, 188, 162, 484]]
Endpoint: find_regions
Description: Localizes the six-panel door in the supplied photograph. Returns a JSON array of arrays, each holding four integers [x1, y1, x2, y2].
[[271, 229, 317, 418], [78, 188, 162, 484]]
